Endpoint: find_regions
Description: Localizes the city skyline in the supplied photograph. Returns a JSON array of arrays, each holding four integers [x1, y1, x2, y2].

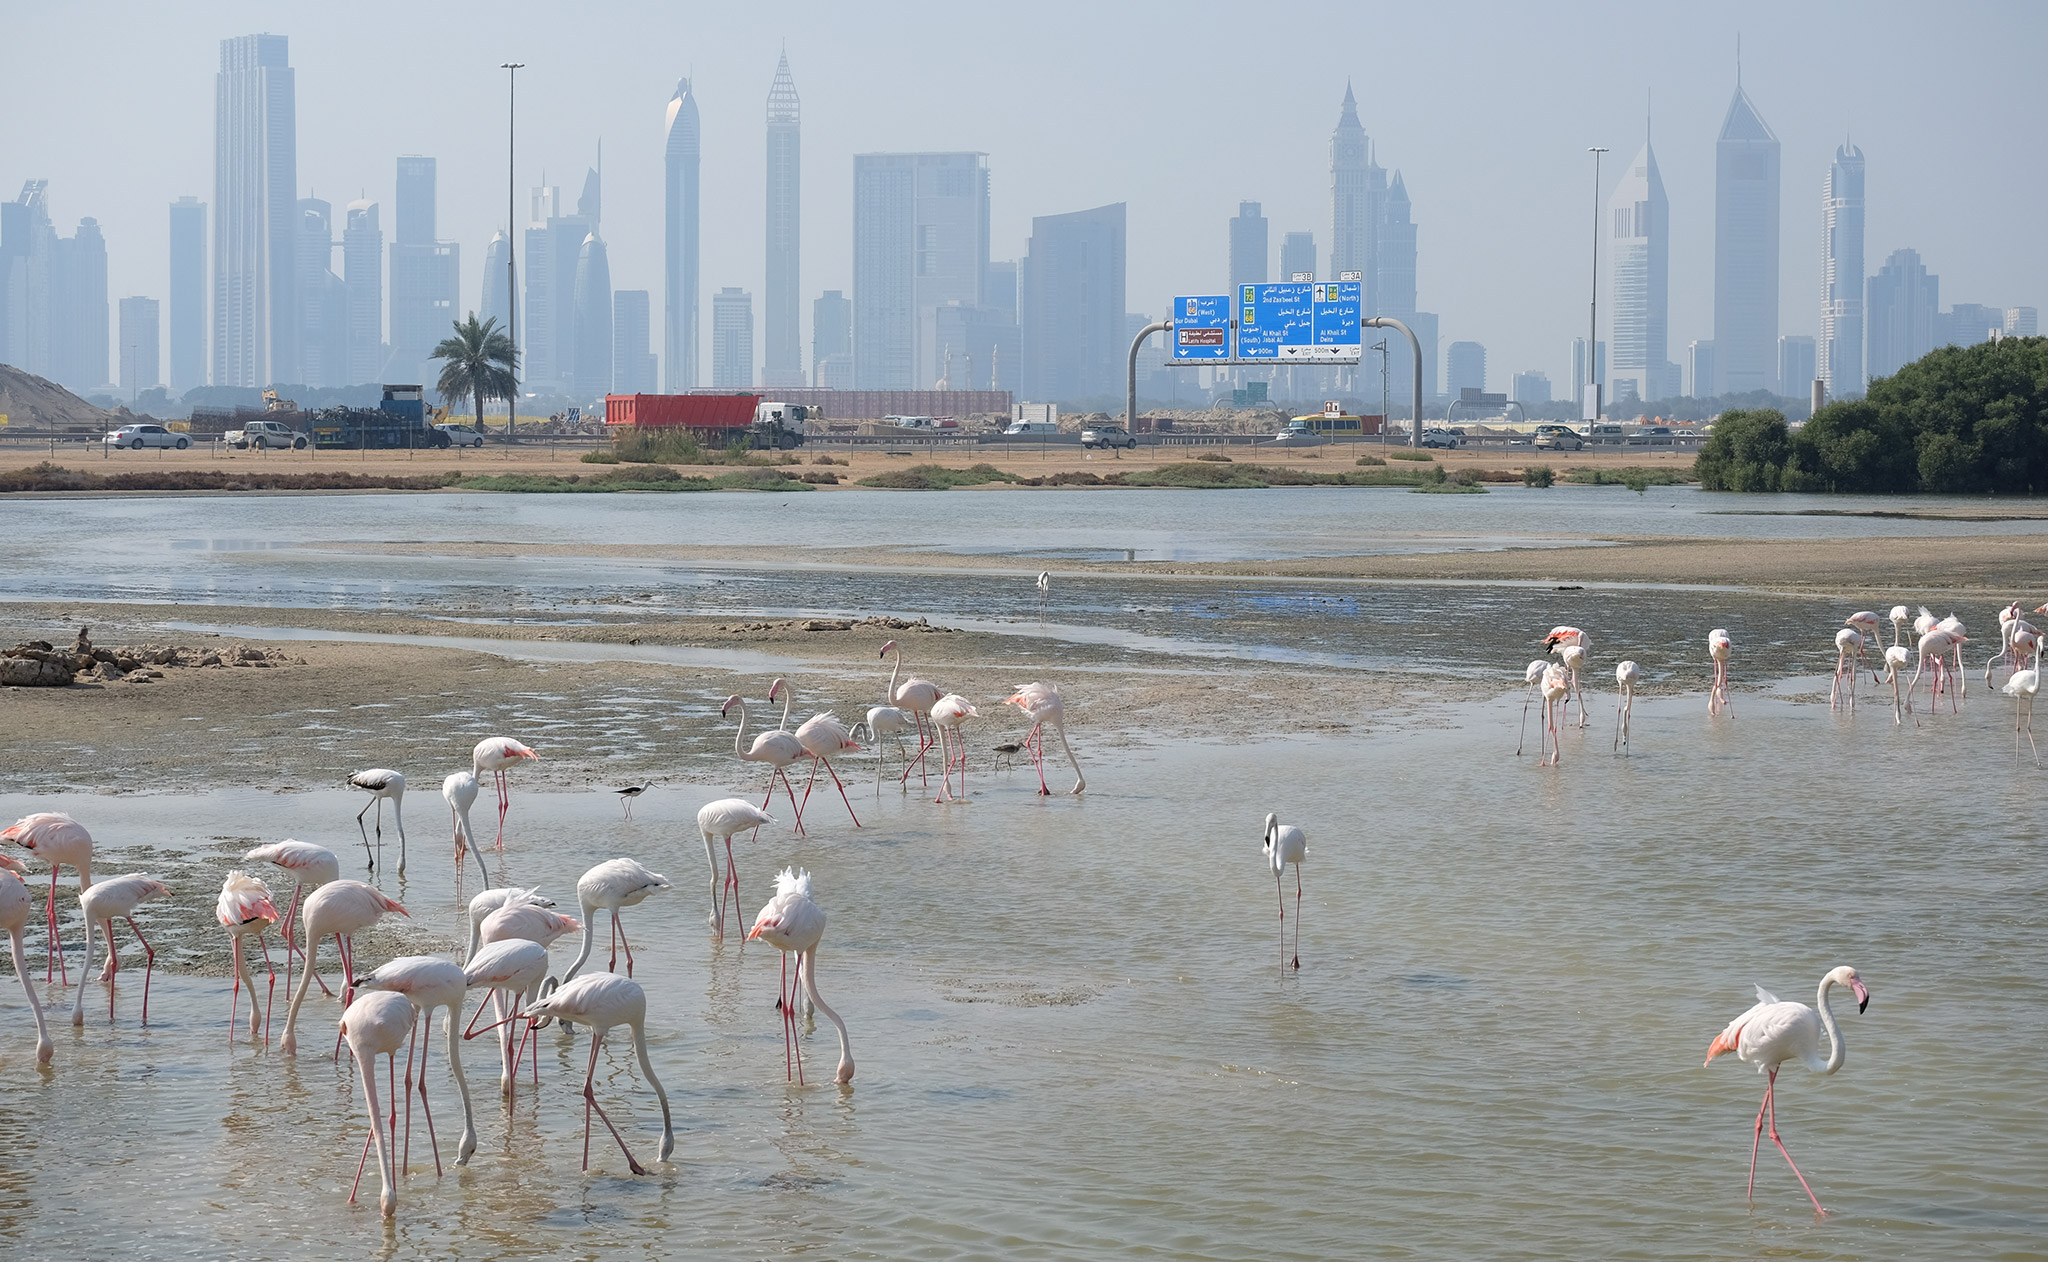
[[4, 2, 2044, 402]]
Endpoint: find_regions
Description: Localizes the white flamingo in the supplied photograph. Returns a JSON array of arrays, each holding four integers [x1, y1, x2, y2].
[[562, 858, 670, 982], [1880, 644, 1910, 725], [0, 871, 53, 1064], [1706, 966, 1870, 1215], [1613, 660, 1640, 751], [1261, 814, 1307, 971], [441, 771, 488, 884], [852, 704, 915, 793], [462, 937, 551, 1099], [748, 867, 855, 1085], [242, 839, 339, 975], [346, 768, 407, 872], [1831, 628, 1863, 711], [696, 798, 774, 938], [216, 870, 281, 1043], [880, 639, 943, 785], [472, 736, 539, 849], [351, 955, 476, 1172], [279, 880, 409, 1055], [928, 694, 980, 803], [2004, 667, 2040, 766], [723, 689, 806, 831], [71, 873, 168, 1026], [1708, 628, 1733, 714], [1003, 682, 1086, 795], [794, 712, 863, 826], [522, 973, 676, 1174], [464, 885, 553, 960], [1538, 663, 1570, 766], [340, 989, 414, 1219], [1516, 659, 1548, 756]]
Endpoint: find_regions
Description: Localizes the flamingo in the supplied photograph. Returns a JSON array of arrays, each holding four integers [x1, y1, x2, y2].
[[0, 871, 53, 1064], [852, 705, 915, 793], [279, 880, 409, 1056], [441, 771, 488, 884], [1907, 626, 1967, 714], [70, 873, 167, 1026], [242, 839, 339, 974], [1708, 628, 1733, 714], [473, 736, 539, 849], [562, 858, 670, 982], [1998, 619, 2043, 686], [465, 886, 553, 960], [1261, 814, 1307, 971], [1881, 645, 1910, 725], [522, 973, 676, 1174], [2004, 668, 2040, 766], [216, 870, 281, 1043], [462, 938, 550, 1099], [1542, 627, 1588, 725], [1705, 965, 1870, 1214], [696, 798, 774, 938], [1887, 604, 1911, 652], [1831, 628, 1863, 711], [1003, 682, 1086, 795], [340, 989, 414, 1219], [1936, 613, 1969, 698], [747, 867, 855, 1085], [1516, 659, 1548, 756], [351, 955, 475, 1173], [477, 899, 580, 951], [1538, 663, 1569, 766], [347, 768, 407, 872], [1036, 570, 1051, 618], [612, 783, 653, 818], [880, 639, 943, 785], [928, 695, 980, 803], [1559, 643, 1590, 727], [1, 811, 93, 983], [723, 691, 805, 831], [794, 712, 863, 826], [1614, 660, 1640, 751], [1984, 602, 2024, 683]]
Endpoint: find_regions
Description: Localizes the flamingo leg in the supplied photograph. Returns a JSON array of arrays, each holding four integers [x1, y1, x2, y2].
[[779, 951, 795, 1081], [791, 954, 806, 1084], [1765, 1069, 1825, 1214], [822, 758, 862, 825], [402, 1019, 417, 1173], [126, 916, 155, 1024], [580, 1028, 648, 1175], [416, 1010, 442, 1178], [1517, 684, 1535, 757], [45, 867, 66, 984], [1292, 866, 1302, 971], [2028, 694, 2041, 767], [260, 932, 276, 1044], [1747, 1075, 1769, 1199], [1031, 722, 1051, 793], [1274, 868, 1286, 973], [229, 935, 243, 1039], [616, 915, 636, 977]]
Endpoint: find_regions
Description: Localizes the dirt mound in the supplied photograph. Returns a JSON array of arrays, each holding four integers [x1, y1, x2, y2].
[[0, 363, 117, 430]]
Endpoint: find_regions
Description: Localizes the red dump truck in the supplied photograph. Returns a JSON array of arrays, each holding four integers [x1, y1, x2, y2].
[[603, 394, 809, 448]]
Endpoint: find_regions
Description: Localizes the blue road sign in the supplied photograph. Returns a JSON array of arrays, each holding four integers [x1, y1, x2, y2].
[[1237, 283, 1314, 360], [1305, 281, 1362, 361], [1170, 294, 1231, 361]]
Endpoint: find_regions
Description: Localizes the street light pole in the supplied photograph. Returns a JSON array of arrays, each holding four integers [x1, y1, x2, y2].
[[502, 61, 524, 442], [1587, 145, 1607, 424]]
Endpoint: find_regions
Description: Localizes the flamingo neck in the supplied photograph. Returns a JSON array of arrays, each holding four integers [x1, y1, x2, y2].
[[631, 1021, 677, 1161], [1815, 977, 1847, 1075], [779, 688, 792, 731], [886, 651, 903, 706], [801, 949, 854, 1082], [731, 699, 749, 756], [9, 927, 50, 1061], [563, 909, 596, 982], [442, 1002, 477, 1163]]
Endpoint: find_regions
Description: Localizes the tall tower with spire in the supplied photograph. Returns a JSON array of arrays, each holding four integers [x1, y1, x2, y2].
[[1608, 114, 1675, 404], [764, 52, 802, 387], [1713, 62, 1780, 396], [1328, 83, 1385, 317], [1820, 141, 1865, 397], [664, 77, 701, 390]]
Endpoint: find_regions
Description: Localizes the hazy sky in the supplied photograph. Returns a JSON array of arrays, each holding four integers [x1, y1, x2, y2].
[[12, 1, 2045, 391]]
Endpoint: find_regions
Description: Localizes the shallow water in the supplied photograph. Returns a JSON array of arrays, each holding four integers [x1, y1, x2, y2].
[[1, 684, 2044, 1257]]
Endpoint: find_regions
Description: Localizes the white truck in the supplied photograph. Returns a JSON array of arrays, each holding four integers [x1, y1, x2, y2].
[[224, 419, 309, 450]]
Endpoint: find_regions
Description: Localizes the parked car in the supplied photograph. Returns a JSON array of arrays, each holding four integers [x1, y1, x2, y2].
[[1630, 425, 1675, 442], [1268, 420, 1325, 446], [103, 423, 188, 450], [1003, 420, 1060, 437], [434, 422, 486, 448], [225, 419, 308, 450], [1531, 424, 1584, 451], [1081, 424, 1137, 450], [1420, 428, 1463, 449], [1578, 423, 1627, 443]]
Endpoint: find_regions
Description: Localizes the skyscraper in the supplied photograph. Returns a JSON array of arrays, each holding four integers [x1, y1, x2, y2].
[[119, 296, 159, 396], [935, 301, 1020, 392], [1713, 73, 1780, 396], [1778, 334, 1816, 398], [1512, 370, 1551, 405], [480, 230, 513, 333], [813, 289, 851, 387], [2008, 307, 2040, 338], [52, 217, 109, 393], [1378, 172, 1419, 401], [168, 197, 206, 392], [1572, 337, 1608, 407], [389, 157, 459, 386], [1018, 202, 1124, 402], [1607, 136, 1676, 403], [214, 33, 297, 387], [986, 261, 1017, 320], [570, 232, 612, 400], [764, 53, 802, 387], [852, 152, 990, 389], [342, 200, 383, 384], [1446, 341, 1486, 397], [1866, 248, 1937, 379], [1329, 84, 1386, 316], [712, 287, 754, 388], [1820, 142, 1865, 397], [1229, 202, 1267, 294], [664, 77, 701, 391], [296, 197, 346, 387], [1687, 340, 1716, 398], [612, 289, 656, 394], [1938, 303, 2004, 348], [1279, 231, 1316, 283], [0, 182, 54, 377]]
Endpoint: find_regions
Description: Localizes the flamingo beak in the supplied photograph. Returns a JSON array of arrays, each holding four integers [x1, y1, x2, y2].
[[1851, 978, 1870, 1012]]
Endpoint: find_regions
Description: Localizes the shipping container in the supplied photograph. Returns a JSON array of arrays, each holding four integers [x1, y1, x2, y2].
[[605, 394, 761, 429]]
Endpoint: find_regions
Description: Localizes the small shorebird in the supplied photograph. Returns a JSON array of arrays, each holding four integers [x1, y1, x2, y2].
[[611, 783, 653, 818]]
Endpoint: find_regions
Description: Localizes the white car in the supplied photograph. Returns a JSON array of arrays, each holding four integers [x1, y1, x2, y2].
[[103, 423, 189, 450], [434, 422, 486, 448], [225, 419, 307, 449], [1268, 426, 1325, 446]]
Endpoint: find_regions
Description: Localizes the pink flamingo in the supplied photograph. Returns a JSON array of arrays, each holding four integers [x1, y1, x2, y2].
[[794, 713, 863, 827], [0, 871, 53, 1064], [696, 798, 774, 938], [216, 870, 281, 1043], [880, 639, 943, 785], [1003, 682, 1086, 795], [1538, 663, 1569, 766], [723, 690, 806, 832], [465, 885, 553, 960], [340, 989, 414, 1219], [278, 880, 409, 1055], [242, 839, 339, 976], [70, 873, 167, 1026], [748, 867, 856, 1085], [563, 858, 670, 982], [1830, 628, 1862, 711], [440, 771, 490, 884], [929, 694, 980, 803], [463, 938, 550, 1096], [1, 812, 93, 983], [1516, 659, 1548, 756], [1907, 626, 1967, 714], [1706, 966, 1870, 1214], [522, 973, 675, 1174], [1708, 628, 1733, 714], [1880, 644, 1910, 725], [351, 955, 476, 1173], [472, 736, 539, 849], [1542, 627, 1588, 725]]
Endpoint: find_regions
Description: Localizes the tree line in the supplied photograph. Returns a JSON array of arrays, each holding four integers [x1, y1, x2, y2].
[[1695, 336, 2048, 494]]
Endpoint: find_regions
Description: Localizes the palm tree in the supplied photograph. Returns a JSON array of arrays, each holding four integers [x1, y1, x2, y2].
[[431, 314, 519, 438]]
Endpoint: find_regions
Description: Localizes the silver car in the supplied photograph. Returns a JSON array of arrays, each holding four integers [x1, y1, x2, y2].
[[103, 423, 189, 450]]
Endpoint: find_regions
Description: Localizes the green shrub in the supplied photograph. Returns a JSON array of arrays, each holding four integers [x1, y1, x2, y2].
[[1523, 464, 1555, 488], [1564, 466, 1692, 487], [610, 428, 704, 464], [1354, 454, 1386, 466], [1387, 449, 1434, 461], [1191, 451, 1233, 463], [580, 450, 621, 464], [1694, 409, 1790, 491], [1121, 462, 1269, 488]]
